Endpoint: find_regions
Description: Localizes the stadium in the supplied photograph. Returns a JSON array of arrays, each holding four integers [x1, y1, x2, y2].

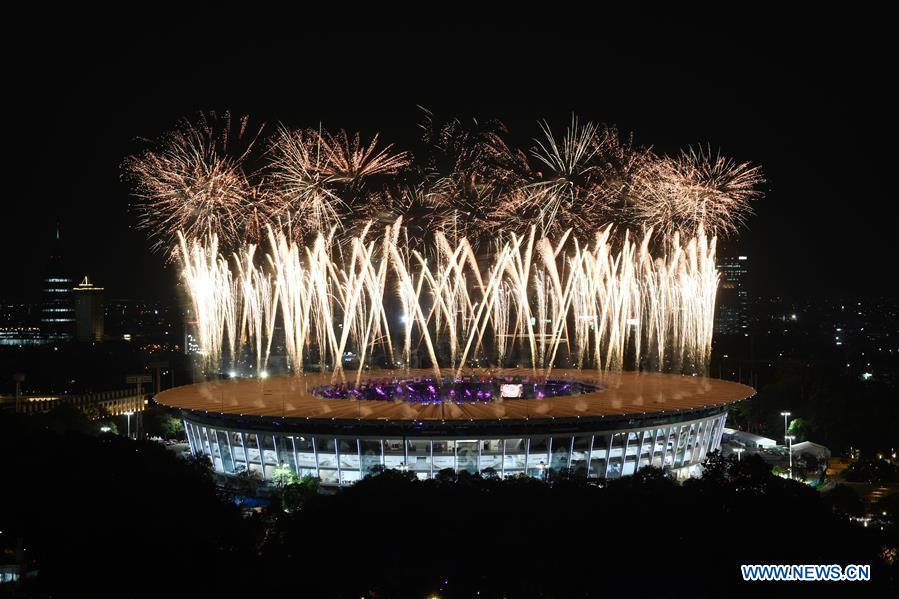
[[139, 112, 765, 487], [155, 369, 754, 486]]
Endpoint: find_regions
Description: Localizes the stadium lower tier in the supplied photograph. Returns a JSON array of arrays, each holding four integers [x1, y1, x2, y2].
[[181, 408, 730, 485]]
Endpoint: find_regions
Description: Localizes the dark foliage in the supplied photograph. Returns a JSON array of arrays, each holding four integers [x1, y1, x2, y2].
[[2, 414, 895, 598]]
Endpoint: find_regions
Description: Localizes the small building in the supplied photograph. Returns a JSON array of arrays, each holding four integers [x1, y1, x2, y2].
[[722, 427, 777, 449]]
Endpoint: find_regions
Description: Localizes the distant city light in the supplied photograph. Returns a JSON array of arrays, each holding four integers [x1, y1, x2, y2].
[[259, 371, 269, 379]]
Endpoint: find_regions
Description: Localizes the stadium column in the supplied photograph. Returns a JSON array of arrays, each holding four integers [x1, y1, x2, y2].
[[183, 420, 195, 455], [335, 438, 342, 484], [585, 435, 595, 476], [716, 415, 727, 450], [663, 426, 675, 467], [671, 424, 690, 468], [238, 432, 251, 473], [202, 427, 213, 459], [547, 438, 553, 472], [603, 433, 615, 478], [567, 437, 574, 470], [312, 437, 320, 479], [477, 440, 482, 474], [255, 434, 265, 479], [622, 433, 631, 476], [225, 431, 236, 474], [705, 418, 717, 459], [524, 438, 531, 474], [272, 435, 280, 475], [633, 430, 645, 473], [697, 419, 712, 463]]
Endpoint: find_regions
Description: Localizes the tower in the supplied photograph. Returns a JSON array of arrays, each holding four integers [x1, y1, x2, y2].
[[41, 224, 75, 341], [73, 275, 105, 342], [715, 255, 749, 336]]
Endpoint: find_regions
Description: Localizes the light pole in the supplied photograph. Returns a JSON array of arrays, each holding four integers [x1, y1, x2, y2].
[[785, 435, 795, 479], [126, 374, 151, 440], [734, 448, 745, 462], [13, 373, 25, 414], [124, 411, 134, 439], [780, 411, 791, 441]]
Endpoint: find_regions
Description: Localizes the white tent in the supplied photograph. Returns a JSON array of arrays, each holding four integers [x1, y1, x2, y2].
[[722, 428, 777, 449], [790, 441, 831, 460]]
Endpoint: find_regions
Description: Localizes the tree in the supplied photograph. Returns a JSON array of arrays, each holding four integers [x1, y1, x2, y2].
[[480, 467, 499, 481], [281, 475, 320, 512], [787, 417, 811, 442], [364, 464, 386, 477], [435, 468, 457, 484], [143, 409, 185, 439], [229, 467, 263, 497], [271, 465, 299, 488]]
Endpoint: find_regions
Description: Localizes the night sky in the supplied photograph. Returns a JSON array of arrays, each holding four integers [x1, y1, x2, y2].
[[5, 13, 897, 303]]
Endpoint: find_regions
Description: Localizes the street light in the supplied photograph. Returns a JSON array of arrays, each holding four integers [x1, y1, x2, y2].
[[785, 435, 795, 479], [734, 448, 745, 462], [100, 426, 111, 433], [124, 411, 134, 439], [780, 411, 791, 440]]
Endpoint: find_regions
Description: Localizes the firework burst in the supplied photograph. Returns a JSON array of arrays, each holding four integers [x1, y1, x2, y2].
[[417, 113, 525, 240], [126, 111, 764, 254], [633, 147, 765, 237], [123, 111, 264, 254], [265, 126, 408, 241]]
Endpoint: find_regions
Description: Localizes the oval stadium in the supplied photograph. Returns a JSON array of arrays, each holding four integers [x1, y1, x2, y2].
[[155, 369, 755, 486]]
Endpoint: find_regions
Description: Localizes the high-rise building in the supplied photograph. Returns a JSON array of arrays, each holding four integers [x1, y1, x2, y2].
[[715, 255, 749, 335], [73, 276, 104, 342], [41, 226, 74, 341]]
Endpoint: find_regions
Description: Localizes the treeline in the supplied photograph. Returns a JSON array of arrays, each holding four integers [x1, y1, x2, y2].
[[0, 411, 896, 597]]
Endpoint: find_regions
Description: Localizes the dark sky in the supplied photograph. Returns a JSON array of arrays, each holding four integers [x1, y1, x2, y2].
[[4, 11, 897, 303]]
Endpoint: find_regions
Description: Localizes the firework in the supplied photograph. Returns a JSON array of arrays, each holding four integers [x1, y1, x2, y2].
[[131, 113, 763, 382], [180, 223, 718, 383], [489, 118, 660, 238], [632, 147, 765, 237], [417, 113, 525, 241], [124, 111, 264, 253], [127, 112, 763, 251], [265, 126, 408, 241]]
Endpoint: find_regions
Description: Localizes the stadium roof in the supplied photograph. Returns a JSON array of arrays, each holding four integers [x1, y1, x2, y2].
[[156, 369, 754, 422]]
